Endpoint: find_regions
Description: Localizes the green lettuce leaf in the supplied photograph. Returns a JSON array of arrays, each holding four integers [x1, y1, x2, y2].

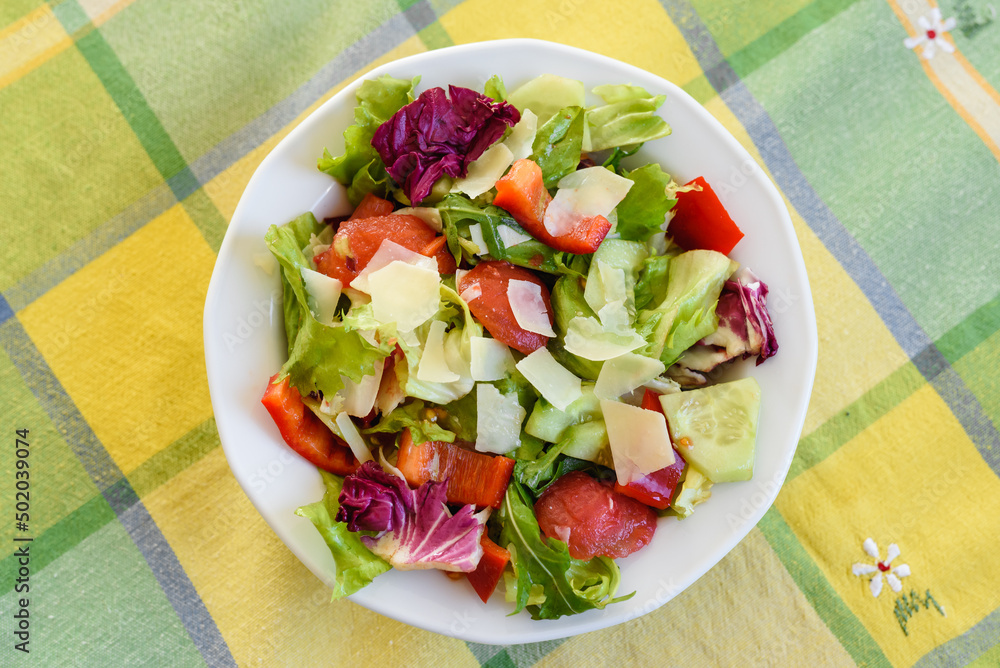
[[264, 213, 325, 354], [363, 399, 456, 445], [281, 310, 392, 400], [483, 74, 507, 102], [616, 163, 676, 242], [633, 255, 671, 311], [635, 250, 738, 367], [583, 84, 671, 152], [531, 106, 584, 189], [318, 75, 419, 205], [507, 73, 585, 126], [497, 479, 630, 619], [295, 471, 391, 599]]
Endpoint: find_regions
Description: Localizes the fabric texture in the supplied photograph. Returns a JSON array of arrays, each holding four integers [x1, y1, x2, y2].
[[2, 0, 999, 665]]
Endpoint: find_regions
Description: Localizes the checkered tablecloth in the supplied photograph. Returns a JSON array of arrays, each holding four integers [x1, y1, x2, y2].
[[2, 0, 999, 666]]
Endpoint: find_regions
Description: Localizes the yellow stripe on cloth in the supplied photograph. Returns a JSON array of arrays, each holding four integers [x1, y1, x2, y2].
[[18, 205, 216, 474], [77, 0, 141, 27], [142, 447, 480, 666], [0, 6, 72, 90], [887, 0, 1000, 162], [536, 530, 854, 667], [439, 0, 704, 86], [776, 384, 1000, 666]]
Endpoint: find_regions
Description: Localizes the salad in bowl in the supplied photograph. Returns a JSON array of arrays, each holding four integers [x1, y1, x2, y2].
[[204, 39, 816, 644]]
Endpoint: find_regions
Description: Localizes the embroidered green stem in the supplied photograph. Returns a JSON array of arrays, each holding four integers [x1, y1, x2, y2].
[[894, 590, 946, 636]]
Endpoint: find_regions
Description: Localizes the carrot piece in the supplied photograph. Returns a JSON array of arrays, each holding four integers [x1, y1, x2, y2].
[[466, 534, 510, 603], [668, 176, 744, 255], [396, 429, 515, 509], [349, 192, 395, 220], [419, 235, 447, 257]]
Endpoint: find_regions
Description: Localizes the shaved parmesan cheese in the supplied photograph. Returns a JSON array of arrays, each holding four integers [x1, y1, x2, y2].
[[417, 320, 460, 383], [342, 357, 385, 417], [563, 316, 645, 361], [475, 383, 526, 454], [300, 267, 343, 326], [498, 225, 532, 248], [503, 109, 537, 161], [508, 280, 555, 337], [394, 207, 443, 232], [367, 261, 440, 332], [516, 348, 582, 411], [455, 267, 468, 288], [351, 239, 437, 294], [594, 353, 665, 400], [336, 411, 374, 464], [470, 337, 514, 381], [452, 142, 514, 198], [543, 166, 633, 237], [468, 223, 487, 255], [600, 399, 674, 484], [460, 282, 481, 303]]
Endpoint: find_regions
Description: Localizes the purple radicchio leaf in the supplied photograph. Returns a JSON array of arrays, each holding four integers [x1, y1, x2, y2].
[[337, 460, 488, 572], [336, 461, 411, 533], [371, 85, 520, 204], [700, 267, 778, 365]]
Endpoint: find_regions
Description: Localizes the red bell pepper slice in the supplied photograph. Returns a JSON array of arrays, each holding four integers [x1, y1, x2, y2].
[[493, 158, 611, 254], [396, 429, 515, 509], [668, 176, 744, 255], [466, 534, 510, 603], [260, 373, 359, 475]]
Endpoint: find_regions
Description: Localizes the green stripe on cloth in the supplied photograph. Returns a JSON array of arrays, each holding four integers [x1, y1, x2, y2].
[[789, 363, 925, 481], [0, 494, 115, 596], [757, 509, 891, 667], [71, 25, 190, 190], [937, 292, 1000, 365], [182, 188, 229, 253], [0, 417, 220, 595]]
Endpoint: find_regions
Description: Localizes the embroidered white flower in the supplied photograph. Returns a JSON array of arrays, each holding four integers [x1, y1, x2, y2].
[[852, 538, 911, 597], [904, 8, 957, 59]]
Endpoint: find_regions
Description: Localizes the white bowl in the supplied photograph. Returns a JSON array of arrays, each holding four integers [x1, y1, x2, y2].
[[203, 38, 817, 645]]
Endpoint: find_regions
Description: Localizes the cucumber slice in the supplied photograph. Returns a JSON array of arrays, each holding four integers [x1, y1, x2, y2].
[[658, 377, 760, 483]]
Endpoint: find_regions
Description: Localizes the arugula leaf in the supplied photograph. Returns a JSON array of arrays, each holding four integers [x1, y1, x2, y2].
[[436, 194, 579, 275], [319, 75, 419, 205], [616, 163, 676, 242], [497, 479, 628, 619], [363, 400, 456, 445], [295, 471, 391, 599], [265, 213, 325, 354], [602, 143, 642, 173], [531, 106, 584, 189], [281, 310, 392, 400]]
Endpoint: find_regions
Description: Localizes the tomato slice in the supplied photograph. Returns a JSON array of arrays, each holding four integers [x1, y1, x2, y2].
[[395, 429, 515, 509], [668, 176, 744, 255], [458, 260, 553, 355], [260, 374, 359, 475], [349, 192, 395, 220], [314, 214, 456, 287], [535, 471, 657, 559], [466, 534, 510, 603], [493, 158, 611, 254]]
